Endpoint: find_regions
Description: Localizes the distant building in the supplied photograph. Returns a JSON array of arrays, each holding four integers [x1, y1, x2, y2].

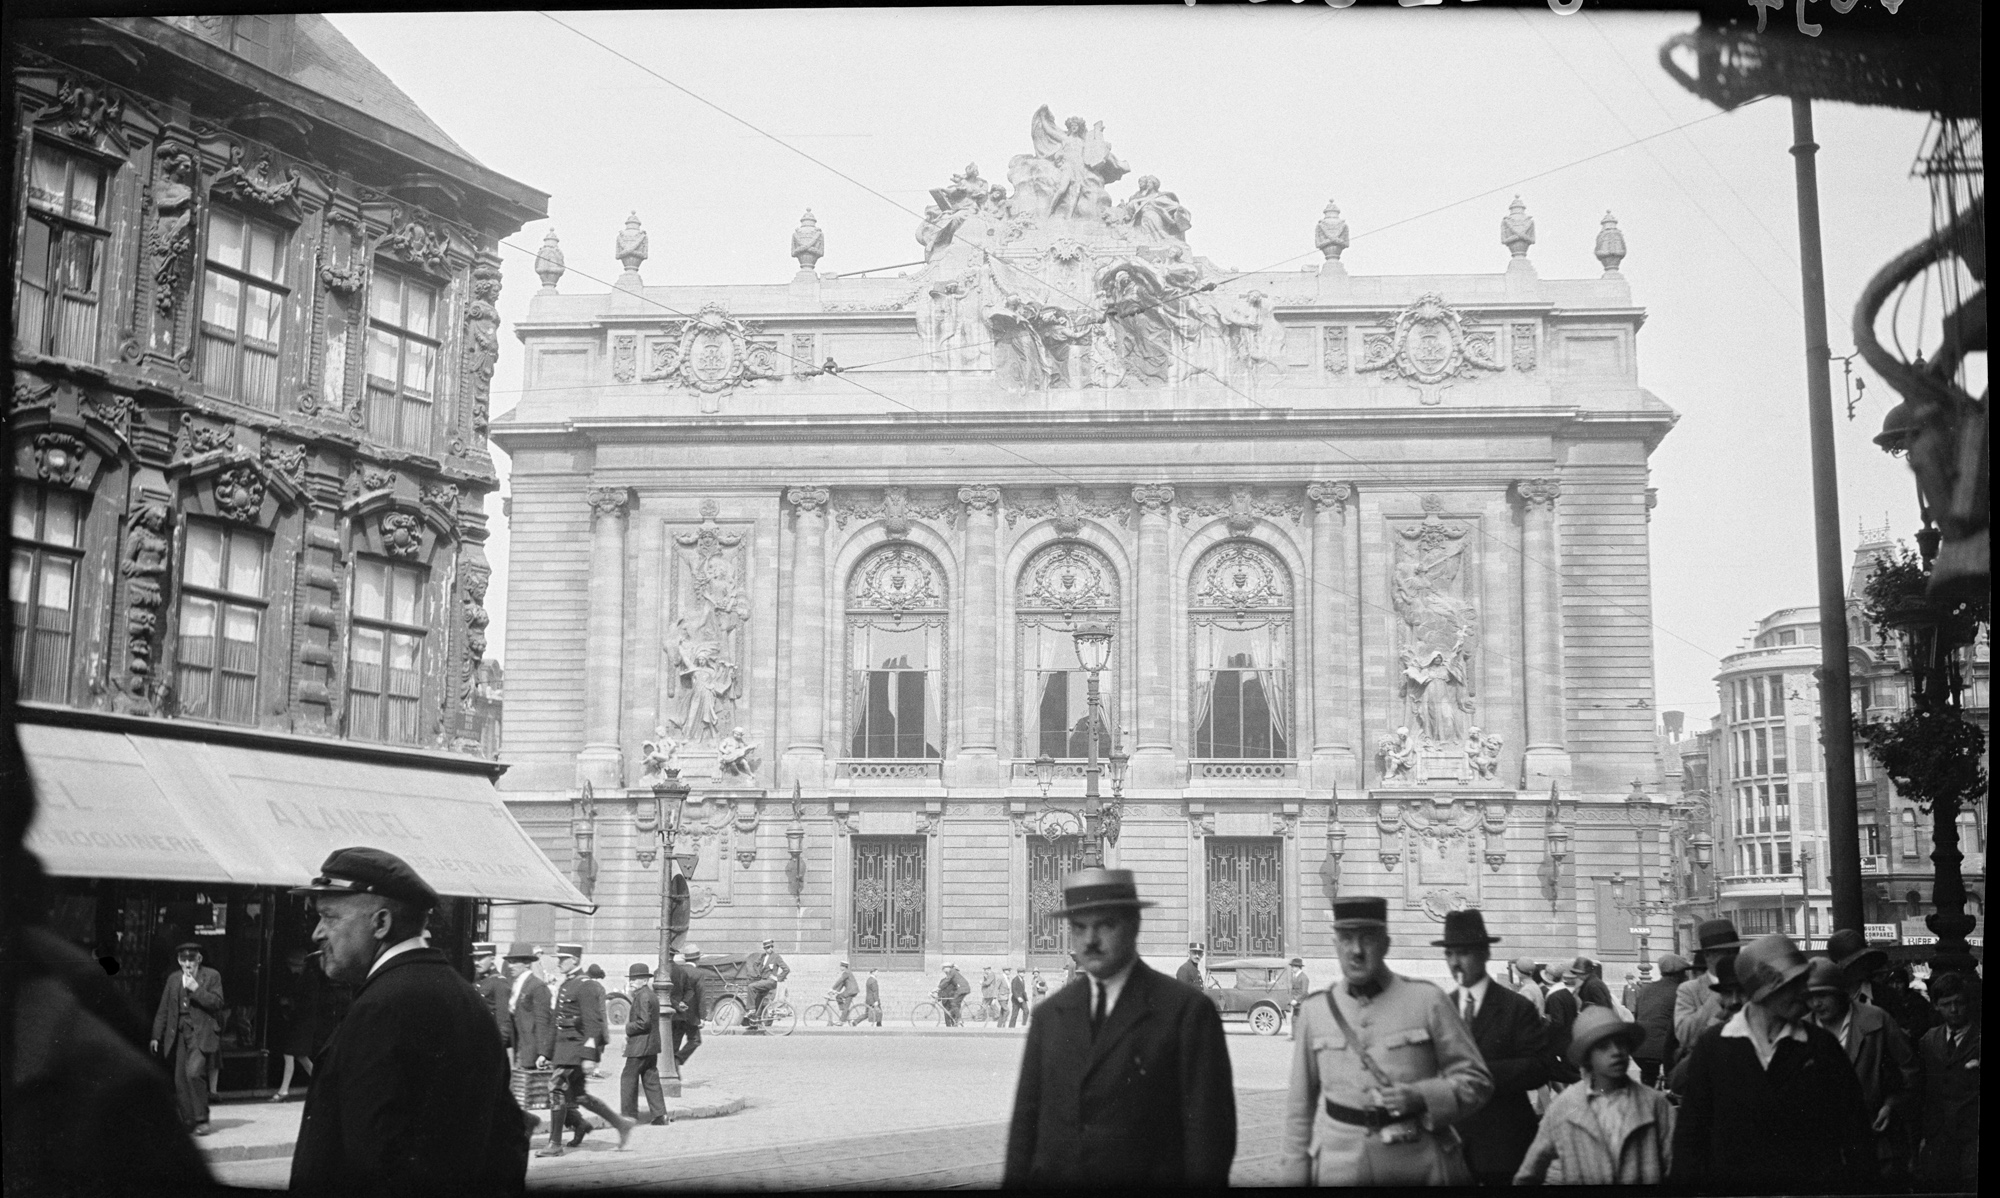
[[8, 15, 576, 1093], [1708, 525, 1988, 950]]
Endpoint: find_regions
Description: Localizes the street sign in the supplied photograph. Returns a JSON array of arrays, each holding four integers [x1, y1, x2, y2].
[[1628, 926, 1654, 937]]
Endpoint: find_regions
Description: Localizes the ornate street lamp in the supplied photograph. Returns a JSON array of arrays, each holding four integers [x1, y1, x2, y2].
[[1072, 622, 1113, 868], [1033, 753, 1057, 798], [645, 767, 690, 1095], [570, 783, 599, 898]]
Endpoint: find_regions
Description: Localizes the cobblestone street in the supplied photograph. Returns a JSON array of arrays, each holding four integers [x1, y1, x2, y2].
[[213, 1026, 1296, 1190]]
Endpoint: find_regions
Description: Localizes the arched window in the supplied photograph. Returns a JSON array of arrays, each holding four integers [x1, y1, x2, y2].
[[1016, 541, 1119, 757], [1190, 541, 1293, 759], [846, 544, 947, 760]]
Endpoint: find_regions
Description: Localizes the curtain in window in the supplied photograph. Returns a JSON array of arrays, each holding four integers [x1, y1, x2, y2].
[[848, 623, 941, 759], [1193, 619, 1290, 758]]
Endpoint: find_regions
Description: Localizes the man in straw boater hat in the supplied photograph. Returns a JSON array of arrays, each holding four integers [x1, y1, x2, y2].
[[1278, 897, 1492, 1186], [1433, 909, 1550, 1186], [1003, 868, 1236, 1187], [1670, 933, 1873, 1191], [288, 847, 529, 1197]]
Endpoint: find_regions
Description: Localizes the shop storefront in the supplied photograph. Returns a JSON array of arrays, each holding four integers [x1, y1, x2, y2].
[[21, 710, 590, 1095]]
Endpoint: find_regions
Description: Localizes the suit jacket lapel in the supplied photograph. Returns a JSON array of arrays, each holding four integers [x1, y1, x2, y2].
[[1083, 962, 1157, 1083]]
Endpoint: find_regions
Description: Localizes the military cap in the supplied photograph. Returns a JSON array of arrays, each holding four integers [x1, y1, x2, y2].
[[471, 942, 499, 960], [555, 942, 583, 960], [1331, 896, 1389, 929], [290, 846, 440, 911]]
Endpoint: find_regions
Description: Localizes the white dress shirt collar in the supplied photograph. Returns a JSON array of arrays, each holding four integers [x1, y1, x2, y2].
[[367, 935, 428, 979], [1089, 958, 1139, 1019], [1453, 974, 1492, 1018]]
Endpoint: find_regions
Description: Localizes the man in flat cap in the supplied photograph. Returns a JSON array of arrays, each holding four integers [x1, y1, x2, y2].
[[620, 963, 669, 1126], [149, 941, 225, 1135], [542, 943, 632, 1155], [1435, 909, 1548, 1186], [1280, 896, 1493, 1186], [288, 847, 528, 1197], [1004, 868, 1236, 1187]]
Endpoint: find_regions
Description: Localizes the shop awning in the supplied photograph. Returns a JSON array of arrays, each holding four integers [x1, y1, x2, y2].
[[21, 723, 591, 909]]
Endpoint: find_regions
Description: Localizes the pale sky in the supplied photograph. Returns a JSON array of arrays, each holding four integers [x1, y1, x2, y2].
[[329, 7, 1956, 730]]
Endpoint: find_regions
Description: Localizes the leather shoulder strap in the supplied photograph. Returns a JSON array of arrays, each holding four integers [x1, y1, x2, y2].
[[1323, 989, 1395, 1089]]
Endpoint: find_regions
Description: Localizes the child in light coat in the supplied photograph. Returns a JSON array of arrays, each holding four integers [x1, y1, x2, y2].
[[1516, 1006, 1676, 1185]]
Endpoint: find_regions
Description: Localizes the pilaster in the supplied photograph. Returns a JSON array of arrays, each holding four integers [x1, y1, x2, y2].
[[1516, 478, 1570, 788], [955, 485, 1004, 785], [1306, 481, 1359, 789], [783, 486, 830, 786], [577, 486, 631, 789], [1132, 483, 1176, 787]]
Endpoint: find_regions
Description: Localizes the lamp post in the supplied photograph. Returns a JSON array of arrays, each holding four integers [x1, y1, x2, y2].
[[1072, 622, 1113, 869], [786, 781, 807, 901], [1797, 849, 1814, 949], [644, 768, 690, 1095]]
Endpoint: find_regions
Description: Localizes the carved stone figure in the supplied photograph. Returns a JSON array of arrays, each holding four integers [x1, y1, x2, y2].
[[1377, 727, 1418, 783], [1594, 210, 1627, 274], [615, 212, 649, 275], [641, 728, 680, 779], [209, 144, 302, 208], [149, 145, 196, 322], [1392, 499, 1478, 753], [1500, 195, 1536, 258], [1097, 260, 1187, 386], [1465, 726, 1503, 782], [461, 264, 502, 437], [1314, 200, 1350, 261], [717, 727, 760, 778], [664, 628, 737, 743], [1115, 176, 1191, 247], [534, 229, 565, 291], [1007, 105, 1129, 222], [791, 209, 824, 271]]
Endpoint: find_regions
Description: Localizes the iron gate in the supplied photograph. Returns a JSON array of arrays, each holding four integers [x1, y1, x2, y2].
[[1206, 837, 1284, 956], [851, 836, 926, 965], [1027, 835, 1086, 966]]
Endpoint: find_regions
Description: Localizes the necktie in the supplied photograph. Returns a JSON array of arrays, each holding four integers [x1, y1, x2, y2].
[[1462, 989, 1476, 1025], [1091, 981, 1107, 1038]]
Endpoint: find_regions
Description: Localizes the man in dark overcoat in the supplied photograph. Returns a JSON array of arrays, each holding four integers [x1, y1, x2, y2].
[[1632, 952, 1690, 1086], [1806, 956, 1916, 1183], [540, 943, 632, 1156], [1913, 970, 1979, 1188], [832, 959, 860, 1024], [619, 963, 668, 1125], [287, 847, 528, 1198], [1004, 868, 1236, 1188], [1542, 962, 1583, 1088], [1008, 966, 1029, 1028], [1436, 910, 1549, 1186], [864, 966, 883, 1027], [503, 943, 552, 1071], [1670, 933, 1873, 1192], [669, 947, 705, 1067], [149, 941, 225, 1135], [471, 942, 512, 1057]]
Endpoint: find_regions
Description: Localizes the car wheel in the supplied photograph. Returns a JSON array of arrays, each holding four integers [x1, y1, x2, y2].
[[605, 993, 631, 1030], [1249, 1004, 1282, 1036]]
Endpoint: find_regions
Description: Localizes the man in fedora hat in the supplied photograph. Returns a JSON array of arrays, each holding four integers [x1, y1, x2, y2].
[[1673, 918, 1743, 1061], [619, 963, 669, 1126], [502, 942, 553, 1072], [1807, 956, 1916, 1183], [149, 941, 224, 1135], [1434, 909, 1549, 1186], [288, 847, 528, 1197], [1670, 933, 1872, 1190], [1280, 897, 1492, 1186], [1632, 953, 1690, 1087], [1004, 868, 1236, 1187]]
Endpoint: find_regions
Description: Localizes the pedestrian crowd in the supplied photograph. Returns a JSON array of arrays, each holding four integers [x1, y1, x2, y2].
[[5, 841, 1982, 1194]]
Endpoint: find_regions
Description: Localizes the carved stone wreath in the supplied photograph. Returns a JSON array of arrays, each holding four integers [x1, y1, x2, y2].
[[848, 544, 945, 617], [1192, 541, 1289, 613], [649, 303, 783, 394], [1358, 292, 1502, 386], [1420, 890, 1471, 922], [1021, 542, 1116, 615], [213, 465, 266, 522], [380, 511, 423, 558]]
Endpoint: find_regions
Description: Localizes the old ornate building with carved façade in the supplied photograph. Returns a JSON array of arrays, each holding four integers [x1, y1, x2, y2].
[[9, 16, 585, 1092], [493, 106, 1679, 987]]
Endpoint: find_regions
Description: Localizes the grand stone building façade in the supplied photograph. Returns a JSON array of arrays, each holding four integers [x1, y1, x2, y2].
[[493, 109, 1680, 980]]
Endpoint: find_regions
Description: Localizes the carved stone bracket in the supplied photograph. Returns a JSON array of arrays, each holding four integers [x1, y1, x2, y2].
[[1130, 483, 1176, 518], [1185, 802, 1215, 838], [1305, 480, 1356, 516], [1514, 478, 1561, 509], [831, 801, 856, 837], [1376, 798, 1402, 869], [1271, 807, 1299, 839], [586, 487, 632, 523], [1511, 323, 1538, 372], [1006, 485, 1130, 532], [786, 485, 830, 517], [1323, 326, 1348, 374], [957, 484, 1002, 516], [832, 486, 953, 538], [918, 805, 943, 837], [1483, 800, 1510, 869]]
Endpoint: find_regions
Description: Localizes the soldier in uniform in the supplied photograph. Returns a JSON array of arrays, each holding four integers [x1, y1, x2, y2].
[[669, 946, 705, 1067], [537, 944, 632, 1157], [1279, 896, 1494, 1186], [745, 938, 789, 1033]]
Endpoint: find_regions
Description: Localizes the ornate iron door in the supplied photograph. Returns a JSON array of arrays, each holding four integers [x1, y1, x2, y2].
[[852, 836, 926, 964], [1206, 837, 1284, 956], [1027, 835, 1085, 966]]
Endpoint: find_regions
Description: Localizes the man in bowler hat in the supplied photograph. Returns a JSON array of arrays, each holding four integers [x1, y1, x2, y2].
[[1280, 897, 1493, 1186], [288, 847, 528, 1197], [502, 943, 553, 1072], [1435, 909, 1549, 1185], [620, 963, 669, 1125], [1004, 868, 1236, 1187]]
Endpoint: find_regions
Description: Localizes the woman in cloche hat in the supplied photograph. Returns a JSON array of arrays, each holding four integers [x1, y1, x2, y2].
[[1514, 1007, 1675, 1185]]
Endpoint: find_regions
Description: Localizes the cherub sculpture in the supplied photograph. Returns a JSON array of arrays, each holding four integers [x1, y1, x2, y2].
[[1377, 726, 1419, 783], [717, 726, 761, 778]]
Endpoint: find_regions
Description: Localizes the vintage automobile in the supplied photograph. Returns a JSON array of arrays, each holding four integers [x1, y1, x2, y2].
[[1202, 957, 1294, 1036]]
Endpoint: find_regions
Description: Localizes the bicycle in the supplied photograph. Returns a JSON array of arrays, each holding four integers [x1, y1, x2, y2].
[[803, 992, 869, 1028], [744, 987, 798, 1037], [908, 991, 946, 1027]]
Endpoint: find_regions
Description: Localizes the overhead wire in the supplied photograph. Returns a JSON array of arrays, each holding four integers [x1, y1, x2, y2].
[[533, 10, 1735, 670]]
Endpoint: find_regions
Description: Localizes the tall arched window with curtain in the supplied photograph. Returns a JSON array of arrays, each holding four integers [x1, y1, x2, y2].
[[1189, 540, 1293, 759], [1016, 541, 1120, 758], [846, 543, 948, 760]]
